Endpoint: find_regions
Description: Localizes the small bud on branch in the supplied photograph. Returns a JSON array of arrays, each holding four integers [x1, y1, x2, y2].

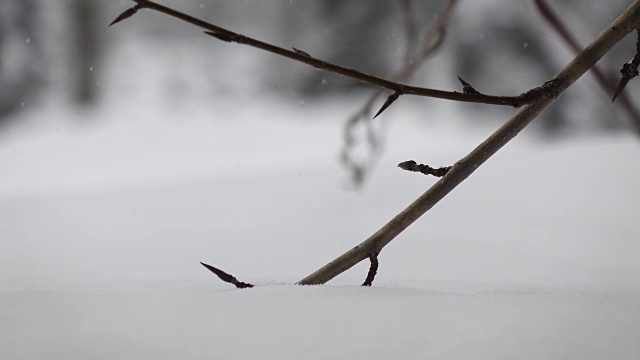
[[398, 160, 451, 177]]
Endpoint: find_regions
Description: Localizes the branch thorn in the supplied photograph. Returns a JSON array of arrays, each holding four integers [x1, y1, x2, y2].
[[109, 5, 141, 27], [457, 76, 480, 94], [373, 91, 401, 119], [292, 47, 311, 57]]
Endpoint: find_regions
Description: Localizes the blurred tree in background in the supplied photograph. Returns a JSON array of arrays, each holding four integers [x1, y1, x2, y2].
[[0, 0, 41, 119], [70, 0, 101, 105]]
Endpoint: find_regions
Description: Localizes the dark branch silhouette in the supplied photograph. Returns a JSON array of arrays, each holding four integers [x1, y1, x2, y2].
[[200, 262, 254, 289], [373, 92, 402, 119], [362, 254, 379, 287], [112, 0, 545, 108]]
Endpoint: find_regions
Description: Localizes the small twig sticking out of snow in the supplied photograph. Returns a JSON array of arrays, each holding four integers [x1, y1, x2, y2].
[[532, 0, 640, 135], [361, 254, 379, 287], [200, 262, 254, 289]]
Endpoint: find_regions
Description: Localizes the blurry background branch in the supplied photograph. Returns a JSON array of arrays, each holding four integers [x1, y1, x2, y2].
[[0, 0, 41, 118], [71, 0, 101, 106], [533, 0, 640, 136], [341, 0, 460, 187]]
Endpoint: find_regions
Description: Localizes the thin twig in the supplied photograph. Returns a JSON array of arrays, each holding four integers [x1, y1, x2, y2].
[[200, 262, 254, 289], [298, 2, 640, 285], [361, 254, 379, 287], [114, 0, 530, 107], [340, 0, 461, 186], [533, 0, 640, 135]]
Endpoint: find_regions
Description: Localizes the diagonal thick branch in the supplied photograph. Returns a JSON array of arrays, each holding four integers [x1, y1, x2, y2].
[[116, 0, 531, 107], [297, 1, 640, 285]]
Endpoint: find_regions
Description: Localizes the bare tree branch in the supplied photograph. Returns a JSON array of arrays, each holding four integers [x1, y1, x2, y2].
[[298, 2, 640, 285], [113, 0, 532, 107]]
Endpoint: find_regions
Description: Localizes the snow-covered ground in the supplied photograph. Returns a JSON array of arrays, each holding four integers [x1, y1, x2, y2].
[[2, 285, 639, 359], [2, 33, 640, 358], [1, 91, 639, 358]]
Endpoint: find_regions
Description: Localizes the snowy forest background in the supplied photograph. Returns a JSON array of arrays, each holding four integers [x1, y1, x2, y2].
[[1, 0, 637, 132], [1, 1, 639, 359]]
